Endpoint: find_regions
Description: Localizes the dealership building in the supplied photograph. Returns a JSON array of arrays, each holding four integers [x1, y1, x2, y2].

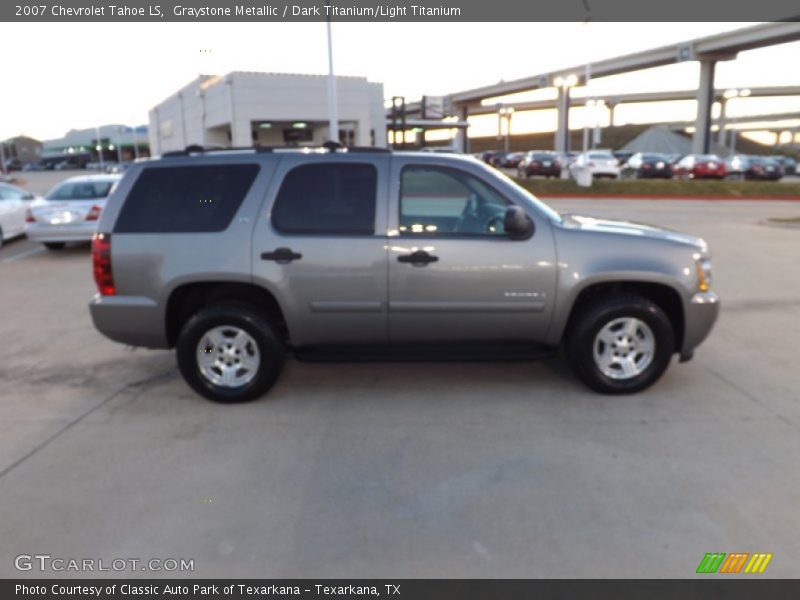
[[149, 72, 387, 154]]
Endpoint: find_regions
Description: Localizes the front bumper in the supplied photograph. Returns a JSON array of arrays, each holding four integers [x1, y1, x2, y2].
[[26, 223, 97, 243], [89, 294, 169, 348], [681, 290, 720, 358]]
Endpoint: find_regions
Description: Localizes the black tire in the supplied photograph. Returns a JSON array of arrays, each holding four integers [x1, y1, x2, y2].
[[0, 228, 4, 250], [566, 294, 675, 394], [44, 242, 65, 250], [176, 303, 286, 403]]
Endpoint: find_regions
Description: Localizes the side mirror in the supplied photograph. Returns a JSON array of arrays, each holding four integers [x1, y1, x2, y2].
[[504, 205, 534, 240]]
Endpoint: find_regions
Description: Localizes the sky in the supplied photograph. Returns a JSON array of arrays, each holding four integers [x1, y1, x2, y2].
[[1, 21, 799, 141]]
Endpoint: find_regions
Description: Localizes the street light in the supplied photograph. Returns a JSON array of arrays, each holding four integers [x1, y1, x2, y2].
[[324, 0, 339, 144], [498, 105, 515, 154], [95, 125, 104, 171]]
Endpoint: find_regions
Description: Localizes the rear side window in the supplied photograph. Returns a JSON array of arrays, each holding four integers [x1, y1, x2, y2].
[[114, 164, 259, 233], [271, 163, 377, 235]]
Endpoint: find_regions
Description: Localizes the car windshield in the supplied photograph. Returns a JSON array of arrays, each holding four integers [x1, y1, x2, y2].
[[695, 155, 721, 161], [588, 152, 614, 159], [642, 154, 666, 161], [531, 153, 555, 160], [491, 168, 562, 224], [47, 180, 115, 201]]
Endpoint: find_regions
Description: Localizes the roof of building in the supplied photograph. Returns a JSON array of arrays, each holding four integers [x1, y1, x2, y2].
[[620, 126, 728, 156]]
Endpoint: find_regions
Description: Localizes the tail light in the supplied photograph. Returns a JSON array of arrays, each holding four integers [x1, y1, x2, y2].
[[85, 205, 102, 221], [531, 161, 540, 167], [555, 160, 561, 167], [25, 208, 36, 223], [92, 233, 115, 296], [643, 163, 652, 169]]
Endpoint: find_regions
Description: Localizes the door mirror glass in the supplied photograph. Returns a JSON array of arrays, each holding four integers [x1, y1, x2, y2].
[[504, 206, 534, 240]]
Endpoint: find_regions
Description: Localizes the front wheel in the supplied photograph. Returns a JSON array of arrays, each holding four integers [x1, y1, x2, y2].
[[176, 303, 286, 403], [566, 295, 675, 394]]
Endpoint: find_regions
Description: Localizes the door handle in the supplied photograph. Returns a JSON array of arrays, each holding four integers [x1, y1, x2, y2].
[[261, 247, 302, 263], [398, 250, 438, 266]]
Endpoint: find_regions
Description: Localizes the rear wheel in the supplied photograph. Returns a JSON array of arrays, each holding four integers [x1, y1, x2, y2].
[[44, 242, 65, 251], [176, 303, 286, 403], [567, 294, 675, 394]]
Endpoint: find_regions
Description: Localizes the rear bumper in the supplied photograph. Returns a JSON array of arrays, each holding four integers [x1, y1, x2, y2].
[[682, 290, 720, 355], [89, 294, 169, 348], [26, 223, 96, 243]]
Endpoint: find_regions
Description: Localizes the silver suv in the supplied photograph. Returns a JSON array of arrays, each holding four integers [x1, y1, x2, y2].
[[89, 146, 718, 402]]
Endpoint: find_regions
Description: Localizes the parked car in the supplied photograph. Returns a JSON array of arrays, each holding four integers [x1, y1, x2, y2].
[[500, 152, 526, 169], [672, 154, 726, 180], [3, 158, 23, 172], [54, 160, 84, 171], [88, 147, 718, 402], [572, 151, 620, 179], [725, 155, 783, 181], [621, 153, 673, 179], [479, 150, 504, 166], [613, 151, 634, 166], [772, 155, 797, 176], [0, 183, 38, 248], [26, 174, 121, 250], [517, 151, 562, 178]]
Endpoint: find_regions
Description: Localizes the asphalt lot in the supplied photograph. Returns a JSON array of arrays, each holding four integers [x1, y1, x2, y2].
[[1, 171, 799, 578]]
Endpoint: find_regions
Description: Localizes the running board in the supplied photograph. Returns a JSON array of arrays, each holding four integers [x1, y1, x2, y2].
[[293, 342, 556, 363]]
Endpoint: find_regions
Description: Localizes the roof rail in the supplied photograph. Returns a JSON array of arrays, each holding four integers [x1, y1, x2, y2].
[[161, 144, 392, 158]]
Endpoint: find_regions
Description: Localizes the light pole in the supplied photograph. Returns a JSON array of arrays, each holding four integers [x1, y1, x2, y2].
[[131, 125, 139, 160], [116, 126, 123, 164], [324, 0, 339, 145], [582, 63, 592, 153], [498, 105, 514, 154], [95, 125, 104, 171]]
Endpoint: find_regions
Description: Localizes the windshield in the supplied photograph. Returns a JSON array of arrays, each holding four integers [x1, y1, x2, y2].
[[47, 180, 115, 201], [492, 167, 562, 223]]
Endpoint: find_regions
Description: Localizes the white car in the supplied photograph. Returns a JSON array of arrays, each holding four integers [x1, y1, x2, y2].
[[26, 174, 121, 250], [0, 183, 39, 248], [572, 151, 621, 179]]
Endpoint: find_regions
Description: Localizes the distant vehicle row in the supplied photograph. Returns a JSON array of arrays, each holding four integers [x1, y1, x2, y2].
[[5, 160, 132, 174], [477, 149, 796, 181]]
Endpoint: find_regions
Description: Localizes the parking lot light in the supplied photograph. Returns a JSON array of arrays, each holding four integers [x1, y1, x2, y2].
[[498, 105, 515, 154]]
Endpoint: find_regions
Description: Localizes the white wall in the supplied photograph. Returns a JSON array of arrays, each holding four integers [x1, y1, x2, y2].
[[150, 72, 386, 154]]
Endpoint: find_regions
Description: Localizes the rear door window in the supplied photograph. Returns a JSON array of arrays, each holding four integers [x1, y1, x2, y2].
[[271, 163, 377, 235], [114, 164, 259, 233]]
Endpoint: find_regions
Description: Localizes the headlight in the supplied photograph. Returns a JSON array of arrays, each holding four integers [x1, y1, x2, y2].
[[694, 256, 713, 292]]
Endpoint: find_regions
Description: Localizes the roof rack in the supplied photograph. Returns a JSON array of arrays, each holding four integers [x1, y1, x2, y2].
[[161, 143, 392, 158]]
